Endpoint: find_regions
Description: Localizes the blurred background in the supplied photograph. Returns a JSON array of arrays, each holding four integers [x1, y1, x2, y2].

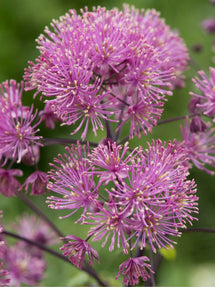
[[0, 0, 215, 286]]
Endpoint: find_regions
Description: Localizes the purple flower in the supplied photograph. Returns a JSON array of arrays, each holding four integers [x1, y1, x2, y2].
[[0, 80, 23, 112], [21, 145, 40, 166], [201, 18, 215, 34], [47, 144, 98, 221], [0, 262, 10, 286], [115, 256, 153, 286], [110, 140, 198, 251], [60, 235, 99, 269], [180, 119, 215, 174], [4, 244, 46, 287], [190, 67, 215, 119], [39, 102, 61, 130], [0, 104, 42, 164], [89, 141, 140, 184], [25, 5, 188, 139], [0, 168, 23, 197], [12, 214, 59, 248], [87, 200, 131, 253], [116, 95, 164, 138], [20, 171, 47, 195]]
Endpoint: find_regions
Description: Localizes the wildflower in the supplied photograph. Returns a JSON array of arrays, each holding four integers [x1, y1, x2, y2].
[[0, 168, 23, 197], [87, 200, 131, 253], [0, 104, 42, 164], [201, 18, 215, 34], [0, 262, 10, 286], [25, 5, 188, 139], [20, 171, 47, 195], [0, 80, 23, 112], [190, 67, 215, 120], [39, 102, 61, 130], [21, 145, 40, 166], [4, 243, 46, 287], [116, 95, 164, 138], [12, 214, 59, 247], [89, 141, 140, 184], [189, 116, 208, 133], [47, 144, 98, 221], [180, 119, 215, 174], [111, 140, 198, 251], [60, 235, 99, 269], [115, 256, 153, 286]]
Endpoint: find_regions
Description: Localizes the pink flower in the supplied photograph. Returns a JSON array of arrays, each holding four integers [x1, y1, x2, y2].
[[0, 168, 23, 197], [190, 67, 215, 120], [47, 144, 98, 221], [25, 5, 188, 139], [60, 235, 99, 269], [39, 102, 61, 130], [115, 256, 153, 286], [180, 119, 215, 174], [0, 105, 42, 164], [4, 244, 46, 287], [20, 171, 47, 195], [201, 18, 215, 34], [12, 214, 59, 247], [89, 141, 140, 184]]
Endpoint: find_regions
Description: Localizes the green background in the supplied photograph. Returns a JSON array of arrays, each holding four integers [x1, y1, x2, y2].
[[1, 0, 215, 286]]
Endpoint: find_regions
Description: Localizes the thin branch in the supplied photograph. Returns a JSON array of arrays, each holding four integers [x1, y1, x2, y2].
[[157, 113, 195, 125], [40, 138, 98, 147], [182, 227, 215, 233]]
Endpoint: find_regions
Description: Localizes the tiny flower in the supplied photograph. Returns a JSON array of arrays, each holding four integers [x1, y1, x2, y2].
[[116, 95, 164, 139], [20, 171, 48, 195], [39, 102, 61, 130], [190, 116, 208, 133], [190, 67, 215, 120], [0, 168, 23, 197], [60, 235, 99, 269], [0, 105, 42, 164], [201, 18, 215, 34], [4, 243, 46, 287], [0, 80, 23, 112], [12, 214, 59, 248], [89, 141, 140, 184], [21, 145, 40, 166], [87, 200, 131, 253], [181, 119, 215, 174], [47, 144, 98, 221], [115, 256, 153, 286]]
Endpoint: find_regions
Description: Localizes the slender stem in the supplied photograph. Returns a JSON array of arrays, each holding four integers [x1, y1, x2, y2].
[[2, 230, 108, 287], [182, 227, 215, 233], [114, 95, 128, 142], [17, 192, 66, 241], [157, 113, 195, 125], [40, 138, 98, 147]]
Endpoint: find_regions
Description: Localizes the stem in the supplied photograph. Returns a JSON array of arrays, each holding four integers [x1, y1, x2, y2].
[[182, 227, 215, 233], [157, 113, 195, 125], [40, 138, 98, 147], [17, 192, 66, 241], [2, 230, 108, 287]]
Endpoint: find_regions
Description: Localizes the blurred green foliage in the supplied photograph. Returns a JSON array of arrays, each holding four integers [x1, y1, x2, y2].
[[1, 0, 215, 286]]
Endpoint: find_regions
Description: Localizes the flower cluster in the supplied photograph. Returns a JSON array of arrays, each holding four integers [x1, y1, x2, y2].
[[24, 5, 188, 140], [48, 140, 198, 284], [2, 2, 215, 286]]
